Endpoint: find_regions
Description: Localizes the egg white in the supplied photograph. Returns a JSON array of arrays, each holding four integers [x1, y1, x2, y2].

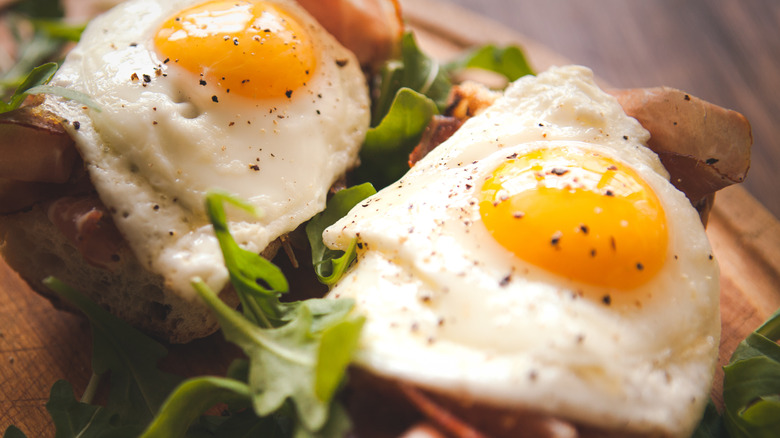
[[44, 0, 370, 299], [324, 66, 719, 436]]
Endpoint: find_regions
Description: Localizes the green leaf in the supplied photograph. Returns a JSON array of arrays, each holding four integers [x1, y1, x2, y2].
[[293, 402, 352, 438], [205, 192, 289, 326], [355, 88, 438, 188], [11, 0, 65, 19], [722, 307, 780, 438], [193, 280, 363, 433], [46, 380, 141, 438], [31, 19, 86, 42], [0, 33, 61, 95], [26, 84, 102, 111], [306, 183, 376, 284], [2, 425, 28, 438], [0, 62, 58, 113], [315, 316, 364, 401], [44, 277, 184, 431], [691, 400, 727, 438], [445, 44, 534, 82], [141, 377, 253, 438], [0, 3, 83, 97], [46, 380, 100, 437], [372, 32, 451, 126]]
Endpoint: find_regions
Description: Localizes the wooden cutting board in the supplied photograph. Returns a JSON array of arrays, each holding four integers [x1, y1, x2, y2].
[[2, 0, 779, 436]]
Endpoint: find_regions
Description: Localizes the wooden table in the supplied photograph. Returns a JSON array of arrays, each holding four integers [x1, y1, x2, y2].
[[439, 0, 780, 220], [2, 0, 780, 436]]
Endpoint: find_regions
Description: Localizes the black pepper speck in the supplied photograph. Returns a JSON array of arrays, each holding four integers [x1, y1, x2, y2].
[[551, 231, 562, 246]]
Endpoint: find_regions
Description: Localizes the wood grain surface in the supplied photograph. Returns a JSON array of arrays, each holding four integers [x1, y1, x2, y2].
[[2, 0, 779, 436]]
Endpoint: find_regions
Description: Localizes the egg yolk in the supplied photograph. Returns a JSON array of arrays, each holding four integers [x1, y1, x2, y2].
[[154, 0, 316, 100], [479, 146, 668, 290]]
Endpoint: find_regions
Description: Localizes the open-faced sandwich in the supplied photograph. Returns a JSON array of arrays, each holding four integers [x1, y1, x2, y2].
[[327, 65, 751, 438], [0, 0, 401, 343]]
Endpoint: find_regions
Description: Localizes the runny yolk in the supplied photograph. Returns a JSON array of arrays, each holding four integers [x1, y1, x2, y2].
[[479, 146, 668, 290], [154, 0, 316, 100]]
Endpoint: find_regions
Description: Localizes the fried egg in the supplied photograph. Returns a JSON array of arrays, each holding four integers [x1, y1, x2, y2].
[[323, 66, 719, 436], [44, 0, 370, 298]]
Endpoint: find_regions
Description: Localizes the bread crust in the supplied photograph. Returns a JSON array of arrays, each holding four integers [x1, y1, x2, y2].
[[0, 203, 281, 343]]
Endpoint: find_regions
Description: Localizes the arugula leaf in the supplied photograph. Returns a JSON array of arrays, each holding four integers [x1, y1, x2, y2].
[[192, 280, 363, 432], [11, 0, 65, 19], [0, 1, 84, 97], [30, 19, 85, 42], [445, 44, 534, 82], [205, 192, 289, 326], [141, 377, 253, 438], [0, 31, 61, 92], [362, 37, 534, 191], [193, 193, 365, 433], [0, 62, 58, 112], [293, 402, 352, 438], [306, 183, 376, 285], [2, 426, 27, 438], [354, 88, 438, 189], [722, 307, 780, 438], [46, 380, 142, 438], [371, 32, 451, 126], [43, 277, 184, 433], [26, 84, 102, 111], [692, 400, 728, 438]]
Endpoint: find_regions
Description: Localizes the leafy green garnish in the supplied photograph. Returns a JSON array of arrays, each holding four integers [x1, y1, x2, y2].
[[10, 0, 65, 19], [39, 277, 184, 437], [5, 190, 365, 437], [371, 32, 451, 126], [0, 62, 58, 112], [26, 84, 102, 111], [190, 280, 363, 432], [46, 380, 141, 438], [306, 183, 376, 284], [1, 426, 26, 438], [205, 192, 289, 326], [0, 0, 91, 114], [691, 307, 780, 438], [30, 19, 86, 42], [353, 88, 438, 189], [445, 44, 534, 81], [363, 34, 532, 191], [141, 377, 253, 438], [692, 401, 728, 438], [722, 307, 780, 437], [0, 62, 102, 114], [0, 1, 84, 97], [140, 192, 364, 436]]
